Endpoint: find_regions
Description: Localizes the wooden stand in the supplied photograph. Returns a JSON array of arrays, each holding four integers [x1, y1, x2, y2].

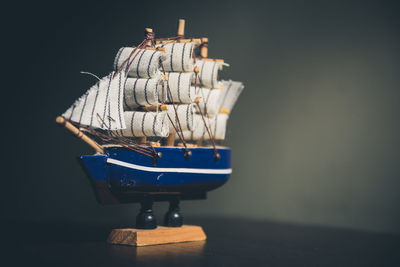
[[107, 225, 206, 247]]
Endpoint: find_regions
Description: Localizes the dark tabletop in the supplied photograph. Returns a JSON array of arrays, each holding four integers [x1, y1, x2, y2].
[[2, 217, 399, 267]]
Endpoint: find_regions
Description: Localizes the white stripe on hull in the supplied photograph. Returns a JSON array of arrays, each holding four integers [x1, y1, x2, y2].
[[107, 158, 232, 175]]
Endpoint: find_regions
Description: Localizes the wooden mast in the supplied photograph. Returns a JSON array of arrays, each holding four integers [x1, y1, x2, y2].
[[145, 28, 153, 46], [136, 28, 155, 145], [166, 134, 175, 147], [166, 19, 186, 147], [177, 19, 185, 38], [56, 116, 104, 154], [200, 38, 208, 58], [197, 38, 209, 147], [156, 38, 202, 45]]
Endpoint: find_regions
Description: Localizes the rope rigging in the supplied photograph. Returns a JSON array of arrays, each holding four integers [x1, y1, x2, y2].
[[72, 28, 220, 160]]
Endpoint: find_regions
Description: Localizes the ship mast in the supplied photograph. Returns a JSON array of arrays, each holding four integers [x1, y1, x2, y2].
[[135, 27, 155, 146], [200, 37, 208, 58], [165, 19, 186, 147], [177, 19, 185, 38]]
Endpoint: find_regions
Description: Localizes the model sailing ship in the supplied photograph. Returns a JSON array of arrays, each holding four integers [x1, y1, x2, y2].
[[57, 19, 244, 229]]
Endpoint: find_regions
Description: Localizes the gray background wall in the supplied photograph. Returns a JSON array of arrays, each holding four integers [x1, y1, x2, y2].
[[2, 0, 400, 233]]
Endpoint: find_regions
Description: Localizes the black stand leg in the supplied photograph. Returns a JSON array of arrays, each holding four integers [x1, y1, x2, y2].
[[136, 197, 157, 229], [164, 198, 183, 227]]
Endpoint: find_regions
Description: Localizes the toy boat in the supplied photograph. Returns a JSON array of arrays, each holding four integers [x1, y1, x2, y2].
[[57, 19, 244, 228]]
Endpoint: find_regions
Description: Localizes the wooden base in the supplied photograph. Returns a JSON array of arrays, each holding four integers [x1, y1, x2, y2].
[[107, 225, 206, 247]]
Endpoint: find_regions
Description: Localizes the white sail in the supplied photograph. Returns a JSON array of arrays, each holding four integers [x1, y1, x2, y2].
[[113, 47, 165, 78], [62, 72, 126, 130], [212, 113, 229, 140], [124, 77, 162, 109], [118, 111, 169, 137], [194, 87, 222, 117], [218, 80, 244, 113], [161, 72, 195, 104], [156, 42, 195, 72], [180, 113, 228, 141], [166, 104, 195, 133], [195, 60, 226, 89]]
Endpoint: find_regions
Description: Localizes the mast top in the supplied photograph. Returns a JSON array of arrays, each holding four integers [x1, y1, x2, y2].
[[145, 28, 154, 46], [200, 38, 209, 58], [177, 19, 185, 38]]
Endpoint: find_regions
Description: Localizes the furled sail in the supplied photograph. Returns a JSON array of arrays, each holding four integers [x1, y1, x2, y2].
[[156, 42, 195, 72], [178, 80, 244, 142], [166, 104, 195, 133], [113, 47, 165, 78], [161, 72, 195, 104], [124, 77, 162, 110], [212, 113, 229, 140], [180, 114, 228, 141], [194, 88, 222, 117], [62, 72, 126, 130], [218, 80, 244, 113], [195, 60, 226, 89], [118, 111, 169, 137]]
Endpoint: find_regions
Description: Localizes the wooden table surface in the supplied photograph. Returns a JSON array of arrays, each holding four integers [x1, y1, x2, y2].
[[2, 217, 399, 266]]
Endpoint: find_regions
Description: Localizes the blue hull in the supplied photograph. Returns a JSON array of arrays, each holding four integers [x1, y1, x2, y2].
[[79, 146, 232, 204]]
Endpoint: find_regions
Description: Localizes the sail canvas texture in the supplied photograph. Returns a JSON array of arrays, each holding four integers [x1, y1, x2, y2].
[[212, 113, 229, 140], [162, 72, 195, 104], [156, 42, 195, 72], [119, 111, 169, 137], [166, 104, 194, 133], [114, 47, 165, 78], [219, 80, 244, 113], [62, 72, 126, 130], [195, 60, 225, 89], [178, 80, 243, 141], [181, 114, 228, 141], [124, 77, 162, 109], [194, 88, 221, 117]]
